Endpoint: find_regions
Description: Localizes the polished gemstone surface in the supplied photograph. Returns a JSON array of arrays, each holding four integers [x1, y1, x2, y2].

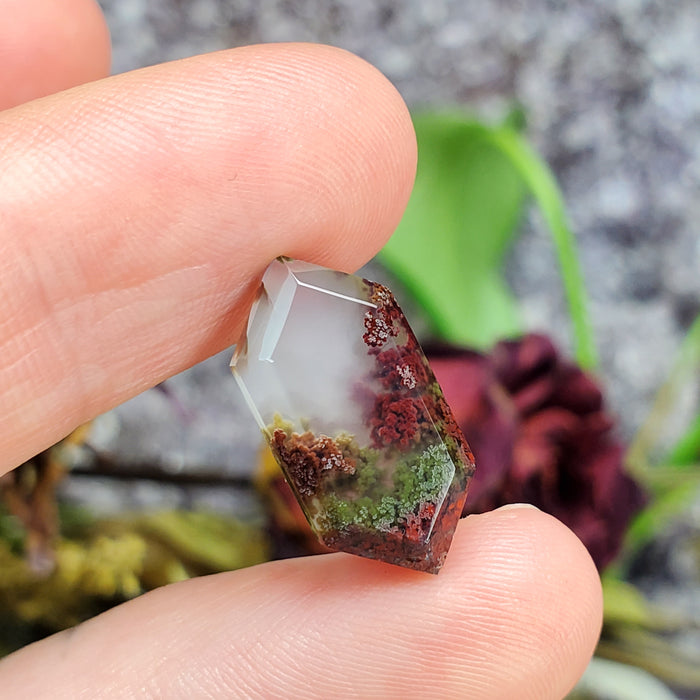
[[231, 258, 475, 573]]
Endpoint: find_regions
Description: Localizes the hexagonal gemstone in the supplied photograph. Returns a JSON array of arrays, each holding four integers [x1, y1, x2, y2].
[[231, 258, 475, 573]]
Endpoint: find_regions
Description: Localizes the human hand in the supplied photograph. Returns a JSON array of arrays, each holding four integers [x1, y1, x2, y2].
[[0, 1, 602, 696]]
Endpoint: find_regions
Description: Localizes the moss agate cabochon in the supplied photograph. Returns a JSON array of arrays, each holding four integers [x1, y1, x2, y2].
[[231, 258, 475, 574]]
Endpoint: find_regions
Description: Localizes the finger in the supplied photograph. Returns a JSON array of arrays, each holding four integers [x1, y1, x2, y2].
[[0, 43, 417, 472], [0, 0, 111, 110], [0, 508, 602, 699]]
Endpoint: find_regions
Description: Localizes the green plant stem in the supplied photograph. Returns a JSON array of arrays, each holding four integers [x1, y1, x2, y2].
[[488, 128, 598, 369], [626, 312, 700, 481], [667, 413, 700, 466]]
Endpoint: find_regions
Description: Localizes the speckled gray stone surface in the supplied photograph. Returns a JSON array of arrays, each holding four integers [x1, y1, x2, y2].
[[87, 0, 699, 473]]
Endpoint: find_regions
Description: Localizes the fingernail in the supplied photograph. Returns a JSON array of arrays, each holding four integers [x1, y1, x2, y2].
[[495, 502, 541, 512]]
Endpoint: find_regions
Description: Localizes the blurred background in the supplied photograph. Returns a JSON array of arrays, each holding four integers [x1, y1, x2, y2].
[[1, 2, 699, 697]]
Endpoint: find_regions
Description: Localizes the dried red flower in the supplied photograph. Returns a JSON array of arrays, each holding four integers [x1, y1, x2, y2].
[[428, 333, 646, 570]]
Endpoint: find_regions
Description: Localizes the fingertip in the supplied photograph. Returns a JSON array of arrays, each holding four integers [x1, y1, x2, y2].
[[0, 0, 111, 110], [269, 44, 418, 271], [184, 42, 417, 274], [444, 509, 603, 698]]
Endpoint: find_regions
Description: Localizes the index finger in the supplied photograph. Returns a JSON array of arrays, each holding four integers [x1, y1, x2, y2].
[[0, 43, 417, 473], [0, 0, 110, 110]]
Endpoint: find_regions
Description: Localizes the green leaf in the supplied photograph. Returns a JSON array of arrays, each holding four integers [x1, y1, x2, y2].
[[667, 412, 700, 467], [379, 112, 528, 349], [602, 577, 656, 628], [379, 111, 598, 368], [623, 475, 700, 553], [601, 576, 682, 631], [619, 312, 700, 560]]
